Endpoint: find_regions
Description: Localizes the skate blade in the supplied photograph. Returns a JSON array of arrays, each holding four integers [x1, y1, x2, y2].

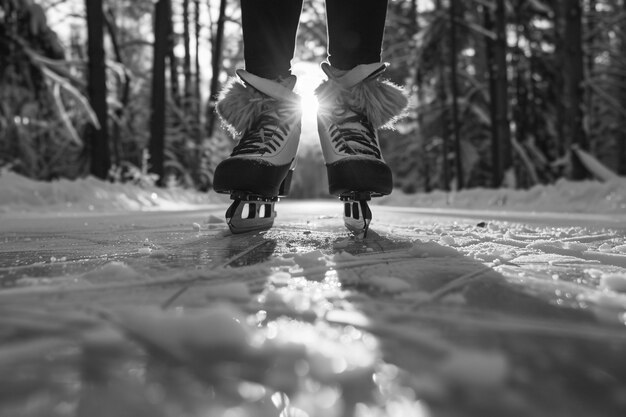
[[342, 198, 372, 238], [226, 199, 276, 234]]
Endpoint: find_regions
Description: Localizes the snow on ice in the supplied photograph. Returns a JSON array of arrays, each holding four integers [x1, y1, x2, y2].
[[2, 171, 626, 416]]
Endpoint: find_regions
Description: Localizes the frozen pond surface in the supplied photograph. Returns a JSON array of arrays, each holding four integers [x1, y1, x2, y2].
[[1, 201, 626, 417]]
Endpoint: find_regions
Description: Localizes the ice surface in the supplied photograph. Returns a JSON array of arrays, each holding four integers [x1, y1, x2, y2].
[[438, 351, 509, 388], [2, 173, 626, 416], [205, 282, 251, 300]]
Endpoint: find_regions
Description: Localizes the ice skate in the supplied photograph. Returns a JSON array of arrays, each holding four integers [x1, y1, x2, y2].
[[315, 62, 408, 236], [213, 70, 301, 233]]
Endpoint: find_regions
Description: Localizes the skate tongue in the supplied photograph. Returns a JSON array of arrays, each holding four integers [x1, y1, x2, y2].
[[320, 62, 388, 88], [236, 70, 300, 103]]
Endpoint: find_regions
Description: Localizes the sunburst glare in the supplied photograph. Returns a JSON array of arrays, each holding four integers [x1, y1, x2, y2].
[[292, 61, 324, 147], [300, 91, 319, 116]]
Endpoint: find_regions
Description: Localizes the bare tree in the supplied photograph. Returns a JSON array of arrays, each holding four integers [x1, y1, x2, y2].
[[449, 0, 463, 189], [167, 0, 180, 106], [85, 0, 110, 179], [149, 0, 170, 186], [183, 0, 193, 107], [618, 0, 626, 174], [194, 0, 202, 130], [206, 0, 227, 136], [104, 7, 130, 168], [485, 0, 511, 187], [563, 0, 588, 179]]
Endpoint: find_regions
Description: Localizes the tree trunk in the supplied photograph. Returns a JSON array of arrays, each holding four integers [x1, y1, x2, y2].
[[585, 0, 596, 154], [149, 0, 170, 187], [449, 0, 463, 190], [553, 2, 566, 158], [194, 0, 202, 129], [494, 0, 512, 184], [167, 0, 180, 106], [206, 0, 228, 136], [484, 4, 500, 187], [411, 0, 430, 192], [523, 22, 539, 153], [85, 0, 110, 180], [513, 7, 528, 148], [484, 0, 511, 187], [563, 0, 588, 179], [183, 0, 193, 107], [104, 8, 130, 168], [618, 0, 626, 175], [435, 0, 450, 191]]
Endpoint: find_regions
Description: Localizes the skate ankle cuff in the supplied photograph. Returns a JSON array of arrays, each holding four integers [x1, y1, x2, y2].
[[315, 63, 409, 130], [216, 71, 301, 138]]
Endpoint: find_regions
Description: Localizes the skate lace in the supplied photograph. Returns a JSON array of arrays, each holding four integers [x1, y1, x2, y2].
[[232, 99, 291, 156], [329, 113, 381, 158]]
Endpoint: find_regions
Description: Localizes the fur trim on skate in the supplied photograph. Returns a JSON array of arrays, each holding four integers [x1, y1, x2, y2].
[[215, 77, 269, 138], [315, 77, 409, 130]]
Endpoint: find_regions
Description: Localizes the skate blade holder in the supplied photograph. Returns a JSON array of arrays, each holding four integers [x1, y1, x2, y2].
[[340, 192, 374, 238], [225, 194, 278, 234]]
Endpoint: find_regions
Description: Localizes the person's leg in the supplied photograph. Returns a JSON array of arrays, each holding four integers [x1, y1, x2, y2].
[[241, 0, 303, 79], [325, 0, 388, 69], [318, 0, 407, 236], [212, 1, 304, 233]]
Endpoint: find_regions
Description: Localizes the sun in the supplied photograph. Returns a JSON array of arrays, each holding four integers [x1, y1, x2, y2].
[[299, 90, 319, 115], [291, 61, 325, 147], [292, 61, 323, 116]]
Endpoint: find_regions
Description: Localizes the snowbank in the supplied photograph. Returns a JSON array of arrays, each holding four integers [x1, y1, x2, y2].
[[2, 170, 626, 215], [0, 170, 220, 213], [381, 178, 626, 214]]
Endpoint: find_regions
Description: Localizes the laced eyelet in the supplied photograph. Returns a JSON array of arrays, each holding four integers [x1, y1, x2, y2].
[[231, 100, 292, 157], [329, 113, 380, 159]]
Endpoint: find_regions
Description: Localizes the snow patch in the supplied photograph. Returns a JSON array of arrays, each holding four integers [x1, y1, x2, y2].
[[600, 273, 626, 293], [292, 250, 326, 269], [0, 170, 214, 213], [408, 240, 461, 258], [268, 271, 293, 286], [439, 235, 456, 246], [614, 244, 626, 254], [381, 177, 626, 214], [112, 304, 251, 360], [82, 261, 143, 283]]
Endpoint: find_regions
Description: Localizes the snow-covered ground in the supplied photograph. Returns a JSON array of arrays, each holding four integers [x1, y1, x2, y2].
[[2, 169, 626, 215], [1, 171, 626, 416], [382, 177, 626, 214], [0, 170, 220, 213]]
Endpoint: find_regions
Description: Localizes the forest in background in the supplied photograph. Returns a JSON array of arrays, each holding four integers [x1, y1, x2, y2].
[[1, 0, 625, 198]]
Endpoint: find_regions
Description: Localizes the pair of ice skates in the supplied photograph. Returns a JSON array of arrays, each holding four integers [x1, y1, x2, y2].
[[213, 62, 408, 236]]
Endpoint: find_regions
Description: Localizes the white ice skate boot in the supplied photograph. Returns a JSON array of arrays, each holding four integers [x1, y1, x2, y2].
[[315, 62, 408, 236], [213, 70, 301, 233]]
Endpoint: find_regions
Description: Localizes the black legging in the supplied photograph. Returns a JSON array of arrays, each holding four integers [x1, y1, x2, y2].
[[241, 0, 388, 79]]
